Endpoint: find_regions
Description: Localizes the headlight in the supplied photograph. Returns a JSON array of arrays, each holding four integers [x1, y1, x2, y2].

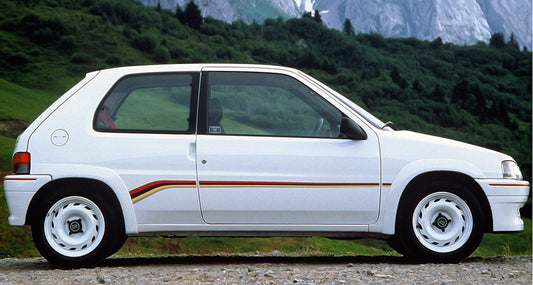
[[502, 160, 523, 180]]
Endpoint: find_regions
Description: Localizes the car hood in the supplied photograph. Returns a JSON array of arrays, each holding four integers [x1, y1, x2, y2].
[[378, 130, 511, 180]]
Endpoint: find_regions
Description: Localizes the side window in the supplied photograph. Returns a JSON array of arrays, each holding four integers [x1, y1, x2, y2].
[[95, 73, 196, 133], [206, 72, 343, 138]]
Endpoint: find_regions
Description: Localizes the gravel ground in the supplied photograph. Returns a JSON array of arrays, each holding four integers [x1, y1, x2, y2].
[[0, 255, 531, 284]]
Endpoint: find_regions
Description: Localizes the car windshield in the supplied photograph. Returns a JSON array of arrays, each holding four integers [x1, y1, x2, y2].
[[298, 71, 391, 130]]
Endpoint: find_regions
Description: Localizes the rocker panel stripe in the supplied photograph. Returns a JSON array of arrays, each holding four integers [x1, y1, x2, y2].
[[129, 180, 392, 203]]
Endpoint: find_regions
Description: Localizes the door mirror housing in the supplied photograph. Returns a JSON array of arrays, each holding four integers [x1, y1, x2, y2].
[[340, 117, 367, 140]]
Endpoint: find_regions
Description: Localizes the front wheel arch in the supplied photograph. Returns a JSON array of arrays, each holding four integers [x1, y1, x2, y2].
[[399, 172, 492, 232], [390, 172, 491, 262]]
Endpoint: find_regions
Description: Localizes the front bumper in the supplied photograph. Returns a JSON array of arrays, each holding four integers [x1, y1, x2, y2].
[[3, 175, 52, 225], [476, 179, 530, 232]]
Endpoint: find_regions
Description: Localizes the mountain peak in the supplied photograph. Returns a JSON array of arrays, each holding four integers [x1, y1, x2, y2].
[[141, 0, 531, 49]]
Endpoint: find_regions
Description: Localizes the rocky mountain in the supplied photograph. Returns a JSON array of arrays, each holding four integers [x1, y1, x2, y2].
[[476, 0, 531, 50], [316, 0, 531, 50], [141, 0, 532, 49], [141, 0, 306, 23]]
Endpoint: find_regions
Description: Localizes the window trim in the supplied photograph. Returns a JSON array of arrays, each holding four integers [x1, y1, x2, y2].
[[93, 72, 200, 134], [199, 71, 351, 139]]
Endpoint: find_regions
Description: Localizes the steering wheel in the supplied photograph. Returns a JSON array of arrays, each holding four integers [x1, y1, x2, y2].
[[312, 118, 324, 136]]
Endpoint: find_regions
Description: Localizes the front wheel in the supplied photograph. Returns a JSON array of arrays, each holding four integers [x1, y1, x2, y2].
[[395, 182, 485, 262], [32, 190, 125, 268]]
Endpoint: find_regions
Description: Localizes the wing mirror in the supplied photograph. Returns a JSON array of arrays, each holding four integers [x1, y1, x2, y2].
[[340, 117, 367, 140]]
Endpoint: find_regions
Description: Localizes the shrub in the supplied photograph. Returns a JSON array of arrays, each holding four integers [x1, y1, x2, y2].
[[132, 35, 157, 52], [8, 52, 30, 66], [106, 55, 122, 65], [153, 47, 170, 63], [59, 35, 76, 52], [216, 46, 233, 60], [170, 46, 188, 59], [71, 53, 91, 64], [31, 27, 57, 44]]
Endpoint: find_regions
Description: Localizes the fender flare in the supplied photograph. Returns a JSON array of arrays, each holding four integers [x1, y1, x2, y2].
[[29, 164, 138, 234]]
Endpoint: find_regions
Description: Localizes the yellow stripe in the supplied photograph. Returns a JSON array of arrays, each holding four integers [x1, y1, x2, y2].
[[132, 185, 193, 203]]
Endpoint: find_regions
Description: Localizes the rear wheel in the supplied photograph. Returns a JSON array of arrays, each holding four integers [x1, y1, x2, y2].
[[395, 181, 485, 262], [31, 189, 125, 268]]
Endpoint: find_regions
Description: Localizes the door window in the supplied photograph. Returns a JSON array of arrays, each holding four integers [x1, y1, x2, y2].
[[205, 72, 343, 138], [95, 73, 197, 133]]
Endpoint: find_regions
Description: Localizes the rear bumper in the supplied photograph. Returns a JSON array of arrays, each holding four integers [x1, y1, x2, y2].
[[476, 179, 529, 232], [3, 175, 52, 225]]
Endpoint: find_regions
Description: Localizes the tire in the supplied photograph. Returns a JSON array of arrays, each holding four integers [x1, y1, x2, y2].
[[31, 188, 125, 268], [395, 181, 485, 262], [386, 236, 409, 256]]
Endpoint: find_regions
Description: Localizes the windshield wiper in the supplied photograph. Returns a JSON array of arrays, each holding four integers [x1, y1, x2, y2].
[[382, 121, 398, 131]]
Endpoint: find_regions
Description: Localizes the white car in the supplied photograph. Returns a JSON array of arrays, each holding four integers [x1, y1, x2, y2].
[[3, 64, 529, 267]]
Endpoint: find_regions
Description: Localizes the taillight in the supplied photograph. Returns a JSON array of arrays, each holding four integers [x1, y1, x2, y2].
[[12, 152, 30, 174]]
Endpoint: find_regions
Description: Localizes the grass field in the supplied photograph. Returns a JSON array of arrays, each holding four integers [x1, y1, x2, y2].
[[0, 79, 57, 122]]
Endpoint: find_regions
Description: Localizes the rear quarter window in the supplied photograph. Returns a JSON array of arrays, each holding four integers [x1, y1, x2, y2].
[[95, 73, 197, 133]]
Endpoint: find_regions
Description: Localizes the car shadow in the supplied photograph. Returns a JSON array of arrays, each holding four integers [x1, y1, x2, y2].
[[4, 255, 493, 270], [99, 254, 418, 267]]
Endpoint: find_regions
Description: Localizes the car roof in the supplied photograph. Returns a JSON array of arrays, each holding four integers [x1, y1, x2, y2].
[[92, 63, 300, 77]]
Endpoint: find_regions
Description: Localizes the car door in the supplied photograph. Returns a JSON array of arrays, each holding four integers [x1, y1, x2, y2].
[[196, 70, 381, 225], [93, 72, 203, 227]]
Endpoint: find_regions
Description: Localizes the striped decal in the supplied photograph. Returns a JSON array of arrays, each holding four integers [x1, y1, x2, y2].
[[130, 180, 392, 203], [199, 181, 382, 188], [489, 183, 530, 187], [4, 177, 38, 181], [130, 180, 196, 203]]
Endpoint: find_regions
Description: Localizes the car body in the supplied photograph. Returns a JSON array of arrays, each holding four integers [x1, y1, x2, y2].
[[3, 64, 529, 267]]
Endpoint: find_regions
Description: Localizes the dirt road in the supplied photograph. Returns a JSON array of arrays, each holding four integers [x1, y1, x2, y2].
[[0, 255, 531, 284]]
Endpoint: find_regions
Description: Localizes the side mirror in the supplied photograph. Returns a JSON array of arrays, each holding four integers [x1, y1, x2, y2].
[[340, 117, 367, 140]]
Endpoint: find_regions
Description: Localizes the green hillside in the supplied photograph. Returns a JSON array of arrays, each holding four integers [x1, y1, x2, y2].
[[0, 0, 530, 258]]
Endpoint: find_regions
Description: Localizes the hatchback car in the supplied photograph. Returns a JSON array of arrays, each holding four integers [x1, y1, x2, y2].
[[3, 64, 529, 267]]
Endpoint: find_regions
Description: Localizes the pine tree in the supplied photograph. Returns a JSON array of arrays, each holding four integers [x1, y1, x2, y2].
[[451, 79, 470, 103], [175, 4, 185, 24], [489, 33, 505, 48], [499, 99, 511, 127], [184, 0, 202, 29], [313, 9, 322, 24], [507, 33, 520, 51], [390, 66, 402, 86], [343, 19, 354, 36], [431, 83, 445, 102]]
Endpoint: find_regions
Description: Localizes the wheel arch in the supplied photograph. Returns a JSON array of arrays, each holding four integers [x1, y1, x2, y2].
[[397, 171, 493, 233], [26, 178, 132, 234]]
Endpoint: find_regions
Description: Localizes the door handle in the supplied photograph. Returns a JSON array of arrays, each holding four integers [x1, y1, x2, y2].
[[188, 142, 196, 161]]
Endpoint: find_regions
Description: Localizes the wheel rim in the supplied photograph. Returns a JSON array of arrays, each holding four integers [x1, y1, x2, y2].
[[412, 192, 473, 253], [43, 196, 105, 257]]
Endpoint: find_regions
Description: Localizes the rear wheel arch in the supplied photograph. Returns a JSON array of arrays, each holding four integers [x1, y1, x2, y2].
[[26, 178, 125, 227], [27, 178, 127, 267]]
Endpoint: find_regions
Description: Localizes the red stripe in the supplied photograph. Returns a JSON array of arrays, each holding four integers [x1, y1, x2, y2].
[[489, 183, 530, 187], [199, 181, 381, 187], [4, 177, 37, 181]]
